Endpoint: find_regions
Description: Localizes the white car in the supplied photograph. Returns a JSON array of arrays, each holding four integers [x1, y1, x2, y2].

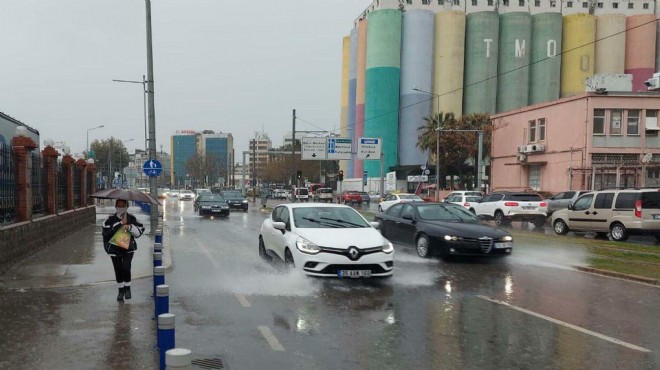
[[444, 193, 482, 209], [179, 190, 195, 201], [259, 204, 394, 278], [378, 193, 423, 212]]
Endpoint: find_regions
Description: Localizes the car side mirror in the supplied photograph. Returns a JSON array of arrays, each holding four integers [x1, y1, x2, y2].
[[273, 221, 286, 231], [567, 203, 573, 210], [370, 221, 380, 229]]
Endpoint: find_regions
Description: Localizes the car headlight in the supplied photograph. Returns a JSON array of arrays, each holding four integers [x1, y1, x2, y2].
[[381, 242, 394, 254], [201, 206, 211, 209], [242, 200, 248, 203], [222, 205, 229, 209], [499, 236, 513, 242], [296, 237, 321, 255], [443, 235, 461, 241]]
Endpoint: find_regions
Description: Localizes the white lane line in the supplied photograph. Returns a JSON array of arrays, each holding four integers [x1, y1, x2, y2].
[[477, 295, 652, 353], [234, 294, 252, 308], [258, 326, 285, 352], [195, 239, 220, 269]]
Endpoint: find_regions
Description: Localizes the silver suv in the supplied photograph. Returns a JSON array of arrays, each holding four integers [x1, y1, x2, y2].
[[546, 190, 592, 215], [551, 189, 660, 241]]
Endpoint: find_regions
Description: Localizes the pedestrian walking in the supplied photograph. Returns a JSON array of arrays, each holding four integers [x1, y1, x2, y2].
[[102, 199, 145, 301]]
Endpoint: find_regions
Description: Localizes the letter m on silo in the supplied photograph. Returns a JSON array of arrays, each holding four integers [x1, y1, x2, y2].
[[515, 39, 526, 58]]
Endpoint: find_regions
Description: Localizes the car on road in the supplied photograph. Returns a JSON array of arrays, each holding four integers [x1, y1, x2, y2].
[[339, 191, 363, 205], [272, 189, 288, 200], [169, 189, 180, 198], [291, 187, 310, 202], [469, 191, 547, 227], [197, 195, 230, 217], [313, 188, 334, 202], [442, 191, 482, 202], [221, 190, 249, 211], [179, 190, 195, 201], [545, 190, 592, 215], [259, 203, 394, 278], [358, 191, 370, 205], [443, 193, 482, 210], [551, 188, 660, 241], [375, 202, 513, 258], [378, 193, 423, 212]]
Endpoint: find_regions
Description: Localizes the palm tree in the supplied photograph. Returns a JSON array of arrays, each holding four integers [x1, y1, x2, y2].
[[417, 112, 456, 187]]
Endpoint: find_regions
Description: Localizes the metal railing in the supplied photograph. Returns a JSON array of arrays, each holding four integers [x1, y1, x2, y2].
[[31, 153, 45, 216], [57, 161, 66, 211], [73, 165, 81, 208], [87, 171, 94, 205], [0, 145, 15, 224]]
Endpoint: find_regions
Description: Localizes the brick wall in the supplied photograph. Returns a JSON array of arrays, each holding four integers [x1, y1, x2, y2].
[[0, 206, 95, 273]]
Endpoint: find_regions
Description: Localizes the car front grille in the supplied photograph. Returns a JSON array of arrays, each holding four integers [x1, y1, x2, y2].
[[478, 237, 493, 253], [313, 264, 388, 274]]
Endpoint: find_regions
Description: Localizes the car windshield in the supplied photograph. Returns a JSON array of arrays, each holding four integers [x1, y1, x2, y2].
[[293, 207, 370, 228], [196, 189, 211, 195], [201, 195, 225, 202], [416, 204, 480, 222], [465, 196, 481, 202], [319, 189, 333, 194], [399, 194, 421, 200]]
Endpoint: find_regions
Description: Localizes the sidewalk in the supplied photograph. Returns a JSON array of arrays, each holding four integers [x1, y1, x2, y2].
[[0, 205, 171, 290]]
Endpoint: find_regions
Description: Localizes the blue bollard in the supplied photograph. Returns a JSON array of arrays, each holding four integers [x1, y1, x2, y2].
[[156, 284, 169, 319], [155, 228, 163, 244], [158, 313, 176, 370], [154, 242, 163, 253], [166, 348, 192, 370], [153, 266, 165, 298], [153, 252, 163, 268]]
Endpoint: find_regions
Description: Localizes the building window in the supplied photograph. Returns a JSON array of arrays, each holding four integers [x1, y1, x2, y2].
[[612, 2, 618, 8], [535, 0, 540, 5], [582, 1, 588, 7], [627, 110, 640, 135], [519, 0, 525, 5], [610, 109, 622, 135], [550, 0, 557, 7], [643, 3, 649, 9], [529, 120, 537, 142], [597, 2, 603, 8], [503, 0, 509, 5], [593, 109, 605, 135], [567, 1, 573, 7], [646, 110, 659, 137], [538, 118, 546, 141], [628, 2, 633, 8], [528, 164, 541, 190], [487, 0, 493, 5], [472, 0, 477, 5], [453, 0, 460, 5]]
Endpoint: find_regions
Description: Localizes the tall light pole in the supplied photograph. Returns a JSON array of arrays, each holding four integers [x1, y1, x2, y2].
[[413, 87, 441, 200], [112, 76, 148, 152], [86, 125, 104, 155], [145, 0, 158, 233]]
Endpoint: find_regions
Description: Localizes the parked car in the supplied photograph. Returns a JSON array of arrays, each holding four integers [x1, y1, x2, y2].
[[221, 190, 249, 211], [546, 190, 592, 215], [443, 191, 482, 202], [369, 192, 382, 202], [469, 192, 548, 227], [313, 188, 334, 202], [375, 202, 513, 258], [551, 189, 660, 241], [340, 191, 363, 205], [179, 190, 195, 201], [444, 193, 482, 209], [258, 203, 394, 278], [358, 191, 370, 205], [378, 193, 423, 212], [272, 189, 288, 200], [197, 195, 230, 217]]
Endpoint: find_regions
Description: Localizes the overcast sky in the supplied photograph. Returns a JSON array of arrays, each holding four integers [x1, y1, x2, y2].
[[0, 0, 370, 157]]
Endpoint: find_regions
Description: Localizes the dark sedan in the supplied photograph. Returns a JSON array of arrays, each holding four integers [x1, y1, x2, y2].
[[197, 195, 230, 217], [221, 190, 249, 211], [375, 202, 513, 258]]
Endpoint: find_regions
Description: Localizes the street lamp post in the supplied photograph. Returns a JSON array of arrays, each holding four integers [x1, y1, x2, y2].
[[112, 77, 148, 152], [86, 125, 105, 156], [413, 87, 441, 200]]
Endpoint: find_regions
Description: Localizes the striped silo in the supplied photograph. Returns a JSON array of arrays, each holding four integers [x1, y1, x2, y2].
[[339, 36, 350, 176], [529, 13, 562, 105], [354, 19, 367, 178], [399, 9, 434, 166], [496, 12, 532, 113], [348, 28, 358, 178], [625, 14, 656, 91], [595, 14, 626, 75], [364, 9, 402, 177], [560, 14, 595, 97], [656, 0, 660, 72], [434, 10, 466, 117], [463, 12, 499, 115]]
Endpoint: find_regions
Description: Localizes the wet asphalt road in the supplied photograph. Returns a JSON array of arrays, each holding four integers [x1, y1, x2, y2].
[[162, 199, 659, 370]]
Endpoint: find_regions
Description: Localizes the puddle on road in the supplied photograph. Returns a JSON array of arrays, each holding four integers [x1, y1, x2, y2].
[[509, 240, 589, 270]]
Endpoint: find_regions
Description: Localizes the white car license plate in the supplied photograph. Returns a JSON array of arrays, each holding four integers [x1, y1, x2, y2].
[[653, 214, 660, 220], [494, 242, 513, 249], [522, 206, 536, 210], [212, 209, 222, 213], [338, 270, 371, 278]]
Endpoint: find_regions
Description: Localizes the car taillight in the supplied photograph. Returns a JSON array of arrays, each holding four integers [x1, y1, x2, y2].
[[540, 202, 547, 207], [504, 202, 519, 207], [635, 199, 642, 218], [464, 202, 470, 207]]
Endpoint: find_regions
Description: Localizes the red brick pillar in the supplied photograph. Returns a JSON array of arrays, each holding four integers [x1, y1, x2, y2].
[[62, 155, 75, 210], [76, 159, 87, 208], [87, 163, 97, 205], [11, 136, 38, 222], [41, 146, 60, 215]]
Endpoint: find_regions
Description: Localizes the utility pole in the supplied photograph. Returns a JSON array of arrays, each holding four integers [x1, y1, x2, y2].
[[291, 109, 296, 188], [145, 0, 158, 233], [477, 131, 484, 191], [252, 137, 257, 203]]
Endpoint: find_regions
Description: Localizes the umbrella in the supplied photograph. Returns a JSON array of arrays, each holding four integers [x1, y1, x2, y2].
[[91, 188, 162, 205]]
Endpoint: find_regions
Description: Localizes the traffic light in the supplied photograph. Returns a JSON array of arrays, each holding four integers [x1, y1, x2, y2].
[[338, 170, 344, 182], [297, 170, 302, 179]]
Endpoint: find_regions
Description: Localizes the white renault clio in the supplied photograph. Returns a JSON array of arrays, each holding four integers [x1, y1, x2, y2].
[[259, 204, 394, 278]]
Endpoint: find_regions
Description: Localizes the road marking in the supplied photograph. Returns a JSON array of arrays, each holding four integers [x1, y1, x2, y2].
[[477, 295, 651, 353], [258, 326, 285, 352], [234, 294, 251, 307], [195, 239, 220, 269]]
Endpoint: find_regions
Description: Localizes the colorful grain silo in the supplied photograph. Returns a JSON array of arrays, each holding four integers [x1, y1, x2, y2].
[[364, 9, 402, 176], [497, 11, 532, 113], [529, 12, 562, 105], [560, 14, 595, 97], [354, 18, 367, 178], [399, 9, 434, 166], [595, 14, 626, 75], [348, 28, 358, 179], [434, 10, 466, 117], [625, 14, 656, 91], [339, 36, 350, 176], [463, 11, 499, 115]]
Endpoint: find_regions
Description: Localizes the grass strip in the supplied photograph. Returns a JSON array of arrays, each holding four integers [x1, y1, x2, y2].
[[589, 257, 660, 281], [510, 230, 660, 255], [587, 247, 660, 265]]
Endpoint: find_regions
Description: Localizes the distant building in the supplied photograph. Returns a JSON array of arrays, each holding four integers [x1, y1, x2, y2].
[[199, 132, 233, 186], [249, 135, 272, 186], [0, 111, 39, 148], [170, 130, 234, 187], [170, 131, 197, 187]]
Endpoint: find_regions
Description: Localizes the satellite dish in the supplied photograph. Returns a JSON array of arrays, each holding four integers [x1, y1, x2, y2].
[[641, 152, 653, 164]]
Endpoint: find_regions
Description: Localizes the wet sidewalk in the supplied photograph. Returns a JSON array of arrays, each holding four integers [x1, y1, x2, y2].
[[0, 205, 171, 290]]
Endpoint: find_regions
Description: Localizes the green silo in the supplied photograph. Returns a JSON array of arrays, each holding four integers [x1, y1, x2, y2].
[[464, 12, 499, 115], [530, 13, 562, 105], [496, 12, 531, 113]]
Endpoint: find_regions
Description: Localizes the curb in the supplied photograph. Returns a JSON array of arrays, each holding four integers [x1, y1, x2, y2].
[[574, 265, 660, 286]]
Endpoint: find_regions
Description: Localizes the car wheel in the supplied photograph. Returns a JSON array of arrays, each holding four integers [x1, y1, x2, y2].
[[610, 223, 629, 242], [416, 235, 431, 258], [494, 211, 506, 226], [553, 219, 569, 235], [244, 206, 248, 211], [259, 237, 272, 262], [377, 220, 385, 237], [469, 208, 476, 214], [284, 248, 295, 268], [532, 218, 546, 228], [198, 210, 203, 216]]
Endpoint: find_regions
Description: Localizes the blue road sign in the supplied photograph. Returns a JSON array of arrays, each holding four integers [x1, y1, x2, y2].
[[143, 159, 163, 177]]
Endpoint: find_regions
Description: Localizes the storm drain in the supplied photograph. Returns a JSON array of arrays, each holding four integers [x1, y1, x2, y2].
[[191, 357, 225, 369]]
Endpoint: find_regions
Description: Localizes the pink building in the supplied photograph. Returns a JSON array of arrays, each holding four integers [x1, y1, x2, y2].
[[490, 92, 660, 193]]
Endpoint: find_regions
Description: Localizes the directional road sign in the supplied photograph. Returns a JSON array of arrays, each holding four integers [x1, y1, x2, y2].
[[143, 159, 163, 177], [327, 138, 352, 160], [357, 137, 381, 160], [301, 137, 327, 160]]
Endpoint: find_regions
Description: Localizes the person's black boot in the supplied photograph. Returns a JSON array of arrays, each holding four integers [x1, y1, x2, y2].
[[124, 286, 132, 300], [117, 287, 125, 301]]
